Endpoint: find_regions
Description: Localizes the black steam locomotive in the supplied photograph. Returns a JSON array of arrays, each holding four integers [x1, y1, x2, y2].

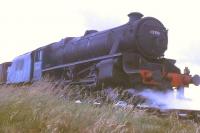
[[0, 12, 199, 94]]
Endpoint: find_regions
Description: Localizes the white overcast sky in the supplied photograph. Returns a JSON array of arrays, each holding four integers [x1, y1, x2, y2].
[[0, 0, 200, 96]]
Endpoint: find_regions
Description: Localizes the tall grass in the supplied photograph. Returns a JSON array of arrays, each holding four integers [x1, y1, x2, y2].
[[0, 81, 199, 133]]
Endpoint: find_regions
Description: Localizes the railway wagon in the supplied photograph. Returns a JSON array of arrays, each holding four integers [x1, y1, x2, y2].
[[0, 62, 11, 84]]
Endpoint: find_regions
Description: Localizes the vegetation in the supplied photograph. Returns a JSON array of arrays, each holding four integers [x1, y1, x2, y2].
[[0, 81, 199, 133]]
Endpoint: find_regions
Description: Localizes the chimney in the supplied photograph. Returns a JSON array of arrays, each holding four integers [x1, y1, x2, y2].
[[128, 12, 143, 23]]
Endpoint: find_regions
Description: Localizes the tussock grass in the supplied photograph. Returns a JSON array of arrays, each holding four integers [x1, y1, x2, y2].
[[0, 81, 199, 133]]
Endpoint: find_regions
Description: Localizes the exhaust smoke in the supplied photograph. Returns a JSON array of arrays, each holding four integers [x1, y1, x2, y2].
[[140, 88, 200, 110]]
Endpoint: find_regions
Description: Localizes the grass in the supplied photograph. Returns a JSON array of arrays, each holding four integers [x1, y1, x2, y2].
[[0, 81, 199, 133]]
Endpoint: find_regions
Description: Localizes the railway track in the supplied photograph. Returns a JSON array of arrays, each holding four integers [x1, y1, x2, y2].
[[52, 81, 200, 123], [74, 98, 200, 122], [136, 105, 200, 122]]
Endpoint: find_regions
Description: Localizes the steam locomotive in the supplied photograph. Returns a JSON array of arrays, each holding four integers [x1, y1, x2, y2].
[[0, 12, 199, 95]]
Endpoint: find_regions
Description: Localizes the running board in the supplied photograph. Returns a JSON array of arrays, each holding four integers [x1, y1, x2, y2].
[[43, 53, 122, 72]]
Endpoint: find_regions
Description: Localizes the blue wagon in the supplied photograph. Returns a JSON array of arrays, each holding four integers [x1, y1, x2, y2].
[[7, 49, 43, 84]]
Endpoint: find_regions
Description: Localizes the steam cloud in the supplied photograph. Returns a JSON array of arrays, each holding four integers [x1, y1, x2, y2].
[[102, 87, 200, 111], [140, 89, 200, 110]]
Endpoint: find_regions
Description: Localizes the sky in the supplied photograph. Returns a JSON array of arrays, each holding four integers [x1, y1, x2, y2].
[[0, 0, 200, 97]]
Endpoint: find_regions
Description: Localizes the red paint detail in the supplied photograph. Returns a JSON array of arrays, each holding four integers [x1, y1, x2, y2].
[[166, 73, 192, 87], [139, 69, 192, 87], [139, 70, 159, 86]]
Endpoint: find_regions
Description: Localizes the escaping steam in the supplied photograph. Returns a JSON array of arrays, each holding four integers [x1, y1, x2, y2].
[[140, 88, 200, 110], [78, 86, 200, 111]]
